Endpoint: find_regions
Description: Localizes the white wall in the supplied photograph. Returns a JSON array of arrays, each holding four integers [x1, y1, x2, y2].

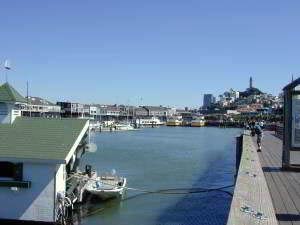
[[55, 164, 66, 198], [0, 163, 56, 222], [0, 103, 21, 124], [0, 103, 11, 124], [54, 164, 66, 221]]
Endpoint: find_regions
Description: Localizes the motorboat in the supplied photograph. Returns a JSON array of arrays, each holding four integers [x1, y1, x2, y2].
[[85, 173, 127, 200], [166, 117, 182, 126], [135, 117, 165, 127], [191, 117, 206, 127], [115, 123, 135, 131]]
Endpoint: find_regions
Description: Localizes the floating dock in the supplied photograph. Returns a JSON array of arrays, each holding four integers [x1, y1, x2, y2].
[[228, 131, 300, 225]]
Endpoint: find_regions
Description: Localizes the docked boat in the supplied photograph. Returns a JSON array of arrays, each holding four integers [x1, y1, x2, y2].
[[85, 174, 127, 200], [89, 121, 101, 131], [191, 117, 206, 127], [166, 117, 182, 126], [136, 117, 165, 127], [115, 122, 135, 131]]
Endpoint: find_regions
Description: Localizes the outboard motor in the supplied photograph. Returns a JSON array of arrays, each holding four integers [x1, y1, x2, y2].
[[85, 165, 92, 178]]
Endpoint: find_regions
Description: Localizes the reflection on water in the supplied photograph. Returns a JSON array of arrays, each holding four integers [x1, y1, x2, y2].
[[73, 127, 241, 225]]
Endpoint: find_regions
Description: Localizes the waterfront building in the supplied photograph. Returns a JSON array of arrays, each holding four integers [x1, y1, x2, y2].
[[22, 96, 61, 118], [83, 104, 98, 119], [134, 106, 148, 118], [175, 109, 193, 121], [0, 82, 26, 124], [99, 105, 120, 117], [0, 84, 90, 224], [143, 106, 169, 117], [57, 101, 84, 118], [0, 117, 89, 224]]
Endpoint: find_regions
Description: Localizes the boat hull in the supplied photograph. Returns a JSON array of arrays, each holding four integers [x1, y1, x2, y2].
[[88, 188, 126, 200], [85, 178, 127, 200]]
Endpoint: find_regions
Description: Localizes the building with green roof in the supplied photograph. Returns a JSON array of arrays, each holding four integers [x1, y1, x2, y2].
[[0, 82, 27, 103], [0, 82, 27, 124], [0, 83, 91, 224]]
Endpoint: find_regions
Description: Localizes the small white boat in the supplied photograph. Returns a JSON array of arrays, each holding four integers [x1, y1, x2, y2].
[[85, 174, 127, 200], [136, 117, 165, 127], [115, 123, 135, 131]]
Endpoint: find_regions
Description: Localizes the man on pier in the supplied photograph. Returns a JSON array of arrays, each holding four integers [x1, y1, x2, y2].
[[254, 123, 263, 152]]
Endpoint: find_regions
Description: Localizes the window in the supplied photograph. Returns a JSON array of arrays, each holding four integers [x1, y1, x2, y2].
[[0, 162, 15, 178], [0, 162, 30, 188]]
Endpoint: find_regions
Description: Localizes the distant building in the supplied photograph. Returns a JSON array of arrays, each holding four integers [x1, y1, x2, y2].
[[99, 105, 120, 117], [135, 107, 148, 117], [83, 104, 98, 119], [57, 102, 84, 118], [203, 94, 215, 108], [142, 106, 170, 119], [22, 96, 61, 118], [0, 82, 26, 124]]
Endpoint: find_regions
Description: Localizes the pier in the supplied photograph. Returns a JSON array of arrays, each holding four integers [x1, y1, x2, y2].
[[228, 130, 300, 225]]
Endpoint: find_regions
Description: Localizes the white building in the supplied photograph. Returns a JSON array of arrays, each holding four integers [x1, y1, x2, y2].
[[0, 83, 90, 224], [22, 96, 61, 118]]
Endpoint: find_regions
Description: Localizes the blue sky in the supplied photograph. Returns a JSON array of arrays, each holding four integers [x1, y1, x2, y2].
[[0, 1, 298, 108]]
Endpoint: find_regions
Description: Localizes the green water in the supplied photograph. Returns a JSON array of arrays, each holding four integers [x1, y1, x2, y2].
[[77, 127, 241, 225]]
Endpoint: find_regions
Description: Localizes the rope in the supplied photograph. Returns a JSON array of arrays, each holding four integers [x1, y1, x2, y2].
[[125, 185, 234, 196], [68, 173, 234, 218], [68, 173, 233, 197]]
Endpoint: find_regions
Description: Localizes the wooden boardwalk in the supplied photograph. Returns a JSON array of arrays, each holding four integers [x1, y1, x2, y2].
[[227, 133, 278, 225], [258, 132, 300, 225]]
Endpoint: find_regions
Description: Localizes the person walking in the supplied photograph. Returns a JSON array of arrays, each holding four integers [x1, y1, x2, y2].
[[250, 119, 256, 137], [255, 123, 263, 152]]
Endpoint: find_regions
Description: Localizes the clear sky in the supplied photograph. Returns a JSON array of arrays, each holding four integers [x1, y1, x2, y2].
[[0, 1, 298, 108]]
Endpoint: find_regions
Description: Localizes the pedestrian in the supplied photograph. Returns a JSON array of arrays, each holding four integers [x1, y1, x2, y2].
[[255, 123, 263, 152], [250, 119, 256, 136]]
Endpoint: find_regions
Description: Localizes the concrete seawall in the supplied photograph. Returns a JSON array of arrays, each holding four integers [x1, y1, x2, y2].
[[227, 132, 278, 225]]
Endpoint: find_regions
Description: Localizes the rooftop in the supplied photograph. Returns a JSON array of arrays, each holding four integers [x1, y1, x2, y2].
[[27, 96, 56, 106], [0, 117, 88, 163], [0, 82, 27, 103], [143, 106, 169, 111]]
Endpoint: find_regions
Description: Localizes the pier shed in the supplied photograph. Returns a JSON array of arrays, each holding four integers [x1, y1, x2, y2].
[[0, 117, 89, 224]]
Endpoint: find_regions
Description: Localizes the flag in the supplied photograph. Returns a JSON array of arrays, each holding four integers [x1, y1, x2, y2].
[[4, 60, 11, 70]]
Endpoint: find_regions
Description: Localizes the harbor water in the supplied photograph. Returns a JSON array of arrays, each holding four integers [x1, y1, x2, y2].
[[78, 127, 241, 225]]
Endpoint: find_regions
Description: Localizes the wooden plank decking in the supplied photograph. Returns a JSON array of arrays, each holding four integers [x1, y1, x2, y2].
[[258, 132, 300, 225], [227, 132, 278, 225]]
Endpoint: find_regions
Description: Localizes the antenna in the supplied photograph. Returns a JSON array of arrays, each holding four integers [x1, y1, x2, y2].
[[4, 59, 11, 83], [26, 81, 31, 117]]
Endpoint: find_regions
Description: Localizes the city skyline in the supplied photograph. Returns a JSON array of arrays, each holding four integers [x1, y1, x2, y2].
[[0, 1, 298, 107]]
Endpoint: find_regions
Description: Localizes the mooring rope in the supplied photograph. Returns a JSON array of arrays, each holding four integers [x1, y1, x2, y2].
[[69, 173, 234, 197], [68, 173, 234, 219]]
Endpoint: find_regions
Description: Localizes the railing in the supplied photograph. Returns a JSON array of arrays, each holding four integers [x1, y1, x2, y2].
[[275, 124, 283, 140]]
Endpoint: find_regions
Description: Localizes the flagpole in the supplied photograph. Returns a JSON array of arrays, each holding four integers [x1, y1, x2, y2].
[[4, 60, 11, 83]]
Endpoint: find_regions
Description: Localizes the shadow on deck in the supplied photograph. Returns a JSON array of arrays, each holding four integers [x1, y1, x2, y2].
[[258, 132, 300, 225]]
